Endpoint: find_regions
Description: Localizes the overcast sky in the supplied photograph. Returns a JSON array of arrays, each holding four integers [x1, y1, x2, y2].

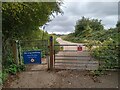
[[44, 0, 119, 34]]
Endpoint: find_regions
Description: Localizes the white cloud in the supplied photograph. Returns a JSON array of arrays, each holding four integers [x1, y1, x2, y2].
[[63, 0, 119, 2], [45, 1, 118, 34]]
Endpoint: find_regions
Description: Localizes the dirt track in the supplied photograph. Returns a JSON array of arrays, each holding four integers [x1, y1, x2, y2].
[[3, 38, 118, 88], [4, 65, 118, 88]]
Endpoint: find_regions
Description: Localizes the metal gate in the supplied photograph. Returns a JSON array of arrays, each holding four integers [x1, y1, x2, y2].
[[54, 44, 99, 70], [16, 40, 49, 66]]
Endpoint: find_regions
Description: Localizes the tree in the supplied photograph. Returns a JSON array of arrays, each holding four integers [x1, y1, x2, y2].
[[74, 17, 104, 37], [116, 21, 120, 33], [2, 2, 63, 41], [2, 2, 63, 68]]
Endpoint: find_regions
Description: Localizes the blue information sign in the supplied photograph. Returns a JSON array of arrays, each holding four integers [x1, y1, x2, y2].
[[23, 51, 41, 64]]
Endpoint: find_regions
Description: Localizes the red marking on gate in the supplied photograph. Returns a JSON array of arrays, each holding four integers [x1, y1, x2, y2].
[[77, 45, 82, 51]]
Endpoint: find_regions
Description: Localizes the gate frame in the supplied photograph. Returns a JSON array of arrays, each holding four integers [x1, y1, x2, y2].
[[12, 36, 61, 70], [13, 39, 49, 66]]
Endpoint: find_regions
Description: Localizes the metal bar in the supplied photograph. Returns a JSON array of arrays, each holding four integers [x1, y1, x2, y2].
[[54, 44, 85, 46], [55, 55, 114, 58], [61, 50, 78, 52], [20, 40, 48, 42], [54, 44, 118, 46], [55, 58, 91, 60], [55, 55, 91, 57], [55, 62, 98, 64], [55, 57, 92, 60], [55, 50, 115, 52], [55, 50, 90, 52], [54, 64, 98, 67], [21, 44, 48, 46]]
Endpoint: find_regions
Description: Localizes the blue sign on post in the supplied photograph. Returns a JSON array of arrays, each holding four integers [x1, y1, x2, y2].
[[50, 36, 53, 42], [23, 51, 41, 64]]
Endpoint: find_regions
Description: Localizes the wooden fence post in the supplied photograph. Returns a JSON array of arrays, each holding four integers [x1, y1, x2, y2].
[[49, 36, 54, 70], [12, 40, 19, 65], [18, 41, 22, 65]]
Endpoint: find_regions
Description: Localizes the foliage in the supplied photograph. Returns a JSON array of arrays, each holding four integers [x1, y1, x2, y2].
[[74, 16, 104, 37], [2, 40, 14, 67], [2, 2, 62, 40], [1, 71, 8, 84], [0, 71, 2, 85], [90, 68, 105, 76], [89, 29, 118, 69], [8, 64, 25, 75], [18, 28, 50, 58], [53, 35, 60, 53], [2, 1, 62, 68], [64, 17, 104, 43], [8, 64, 18, 75], [64, 17, 119, 70], [2, 64, 25, 84], [91, 29, 119, 69], [63, 33, 87, 43], [2, 2, 63, 84]]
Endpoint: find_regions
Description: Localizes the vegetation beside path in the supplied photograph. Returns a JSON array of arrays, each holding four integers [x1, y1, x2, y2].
[[1, 2, 63, 85], [63, 17, 119, 71]]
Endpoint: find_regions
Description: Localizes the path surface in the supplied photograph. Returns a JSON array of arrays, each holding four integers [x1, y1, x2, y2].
[[55, 38, 99, 70], [4, 68, 118, 88], [3, 38, 118, 88]]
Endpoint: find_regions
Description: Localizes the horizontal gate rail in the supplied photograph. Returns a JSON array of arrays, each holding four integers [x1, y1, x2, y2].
[[55, 62, 98, 64], [59, 50, 79, 52], [19, 40, 48, 42], [55, 60, 97, 62], [55, 64, 98, 67], [54, 44, 85, 46], [55, 58, 92, 60], [55, 55, 91, 57], [55, 55, 114, 58], [54, 44, 118, 46], [55, 50, 89, 52]]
